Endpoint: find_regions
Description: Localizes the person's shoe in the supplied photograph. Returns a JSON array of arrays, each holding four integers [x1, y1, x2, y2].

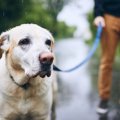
[[96, 99, 109, 115]]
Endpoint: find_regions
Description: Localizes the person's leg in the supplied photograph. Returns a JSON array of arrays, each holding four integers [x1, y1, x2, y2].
[[97, 14, 120, 114]]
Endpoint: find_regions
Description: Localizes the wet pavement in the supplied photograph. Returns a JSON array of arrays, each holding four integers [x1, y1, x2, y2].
[[54, 38, 120, 120]]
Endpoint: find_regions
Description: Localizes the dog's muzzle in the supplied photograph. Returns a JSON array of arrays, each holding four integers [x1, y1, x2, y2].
[[39, 52, 54, 78]]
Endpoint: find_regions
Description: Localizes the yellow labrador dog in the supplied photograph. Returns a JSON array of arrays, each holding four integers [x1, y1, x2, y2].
[[0, 24, 57, 120]]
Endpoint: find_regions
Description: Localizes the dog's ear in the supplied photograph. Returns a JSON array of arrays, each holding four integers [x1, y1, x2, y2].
[[0, 32, 10, 58]]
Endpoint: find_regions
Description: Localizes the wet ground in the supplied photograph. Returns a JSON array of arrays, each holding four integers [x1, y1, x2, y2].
[[54, 38, 120, 120]]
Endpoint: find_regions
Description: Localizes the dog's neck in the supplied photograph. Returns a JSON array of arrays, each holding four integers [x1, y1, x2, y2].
[[10, 75, 30, 90], [5, 52, 31, 90]]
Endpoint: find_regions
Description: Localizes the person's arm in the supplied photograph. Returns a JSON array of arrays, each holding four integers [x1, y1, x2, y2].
[[94, 0, 104, 17], [94, 0, 105, 27]]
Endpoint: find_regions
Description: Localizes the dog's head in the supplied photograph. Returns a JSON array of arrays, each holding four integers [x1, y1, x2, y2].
[[0, 24, 54, 78]]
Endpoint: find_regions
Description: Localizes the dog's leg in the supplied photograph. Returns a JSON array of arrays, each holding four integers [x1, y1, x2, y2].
[[44, 116, 50, 120], [51, 73, 58, 120], [51, 99, 56, 120]]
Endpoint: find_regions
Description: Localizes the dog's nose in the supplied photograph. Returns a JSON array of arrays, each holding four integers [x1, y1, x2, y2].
[[39, 52, 54, 65]]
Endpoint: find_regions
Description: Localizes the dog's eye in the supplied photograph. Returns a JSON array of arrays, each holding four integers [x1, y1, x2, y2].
[[45, 39, 52, 46], [18, 38, 30, 45]]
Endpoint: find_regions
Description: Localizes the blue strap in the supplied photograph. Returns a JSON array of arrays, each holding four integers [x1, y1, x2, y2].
[[53, 24, 103, 72]]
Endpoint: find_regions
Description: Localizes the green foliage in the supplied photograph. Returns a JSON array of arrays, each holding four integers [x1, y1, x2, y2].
[[87, 12, 96, 42], [56, 22, 76, 39], [44, 0, 64, 18], [0, 0, 75, 39], [0, 0, 31, 32]]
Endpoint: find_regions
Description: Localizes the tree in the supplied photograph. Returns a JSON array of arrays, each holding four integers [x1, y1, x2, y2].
[[0, 0, 75, 38], [0, 0, 32, 32]]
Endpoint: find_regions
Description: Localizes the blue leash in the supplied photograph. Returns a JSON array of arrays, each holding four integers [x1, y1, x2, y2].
[[53, 24, 103, 72]]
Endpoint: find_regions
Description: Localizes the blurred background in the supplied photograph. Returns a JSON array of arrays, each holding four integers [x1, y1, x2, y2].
[[0, 0, 120, 120]]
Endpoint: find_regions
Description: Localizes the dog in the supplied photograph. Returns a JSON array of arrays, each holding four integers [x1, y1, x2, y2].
[[0, 24, 57, 120]]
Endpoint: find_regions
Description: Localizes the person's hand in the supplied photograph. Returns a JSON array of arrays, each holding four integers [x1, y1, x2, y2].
[[94, 16, 105, 27]]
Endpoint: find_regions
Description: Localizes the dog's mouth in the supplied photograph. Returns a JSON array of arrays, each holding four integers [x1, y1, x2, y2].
[[39, 63, 52, 78], [32, 70, 51, 78], [32, 65, 52, 78], [39, 71, 51, 78]]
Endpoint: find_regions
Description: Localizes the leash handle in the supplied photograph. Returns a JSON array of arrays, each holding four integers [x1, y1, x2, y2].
[[53, 24, 103, 72]]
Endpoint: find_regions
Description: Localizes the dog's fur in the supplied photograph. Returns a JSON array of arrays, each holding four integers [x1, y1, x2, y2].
[[0, 24, 57, 120]]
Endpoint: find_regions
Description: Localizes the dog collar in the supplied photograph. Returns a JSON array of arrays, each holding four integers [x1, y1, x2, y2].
[[10, 75, 30, 90]]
